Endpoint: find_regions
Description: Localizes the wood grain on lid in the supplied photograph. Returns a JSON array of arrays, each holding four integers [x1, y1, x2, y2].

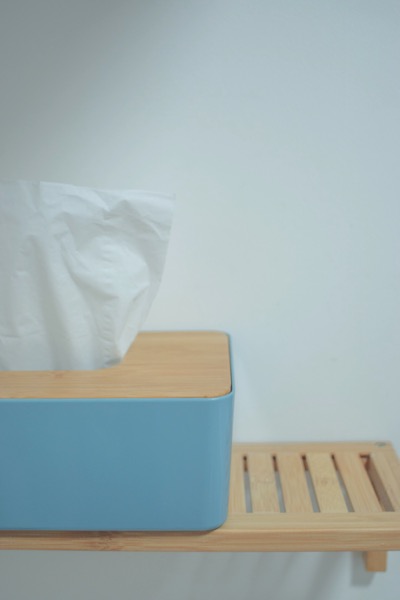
[[0, 331, 232, 399]]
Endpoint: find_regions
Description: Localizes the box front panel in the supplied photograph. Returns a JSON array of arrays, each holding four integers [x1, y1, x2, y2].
[[0, 394, 233, 530]]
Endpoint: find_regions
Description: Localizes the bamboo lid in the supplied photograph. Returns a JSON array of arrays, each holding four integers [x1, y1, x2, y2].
[[0, 331, 231, 399]]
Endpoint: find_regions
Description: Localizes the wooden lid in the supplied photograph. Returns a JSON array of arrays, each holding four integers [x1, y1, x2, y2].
[[0, 331, 232, 399]]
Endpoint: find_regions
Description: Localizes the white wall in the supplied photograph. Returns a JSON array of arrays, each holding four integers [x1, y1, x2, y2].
[[1, 1, 399, 598]]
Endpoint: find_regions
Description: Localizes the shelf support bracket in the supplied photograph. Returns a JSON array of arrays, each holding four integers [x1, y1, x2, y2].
[[363, 551, 388, 572]]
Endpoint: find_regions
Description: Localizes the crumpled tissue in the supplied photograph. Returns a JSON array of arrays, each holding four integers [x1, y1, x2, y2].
[[0, 180, 174, 370]]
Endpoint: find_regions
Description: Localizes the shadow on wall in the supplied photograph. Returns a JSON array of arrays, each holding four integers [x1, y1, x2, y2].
[[0, 551, 386, 600]]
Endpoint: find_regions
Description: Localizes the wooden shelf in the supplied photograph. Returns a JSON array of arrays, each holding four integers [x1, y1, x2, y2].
[[1, 441, 399, 572]]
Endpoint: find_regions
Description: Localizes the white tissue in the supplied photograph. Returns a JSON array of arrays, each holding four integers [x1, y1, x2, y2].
[[0, 180, 174, 370]]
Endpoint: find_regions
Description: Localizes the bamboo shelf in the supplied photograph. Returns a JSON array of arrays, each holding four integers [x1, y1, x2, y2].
[[1, 441, 400, 572]]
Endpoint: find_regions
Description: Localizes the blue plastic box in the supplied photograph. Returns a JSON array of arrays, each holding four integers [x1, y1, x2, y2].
[[0, 331, 233, 531]]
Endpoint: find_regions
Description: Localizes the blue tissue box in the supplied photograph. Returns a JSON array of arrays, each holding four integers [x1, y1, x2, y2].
[[0, 331, 233, 531]]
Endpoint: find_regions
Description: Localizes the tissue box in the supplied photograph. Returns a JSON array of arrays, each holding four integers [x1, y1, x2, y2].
[[0, 331, 233, 531]]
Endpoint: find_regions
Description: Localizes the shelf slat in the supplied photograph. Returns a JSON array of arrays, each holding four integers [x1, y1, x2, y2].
[[276, 453, 313, 513], [306, 453, 348, 513], [368, 451, 400, 511], [334, 453, 382, 513], [228, 452, 246, 515], [246, 452, 280, 513]]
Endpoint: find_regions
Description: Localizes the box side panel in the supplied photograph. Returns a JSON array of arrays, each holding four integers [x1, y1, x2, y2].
[[0, 393, 233, 531]]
